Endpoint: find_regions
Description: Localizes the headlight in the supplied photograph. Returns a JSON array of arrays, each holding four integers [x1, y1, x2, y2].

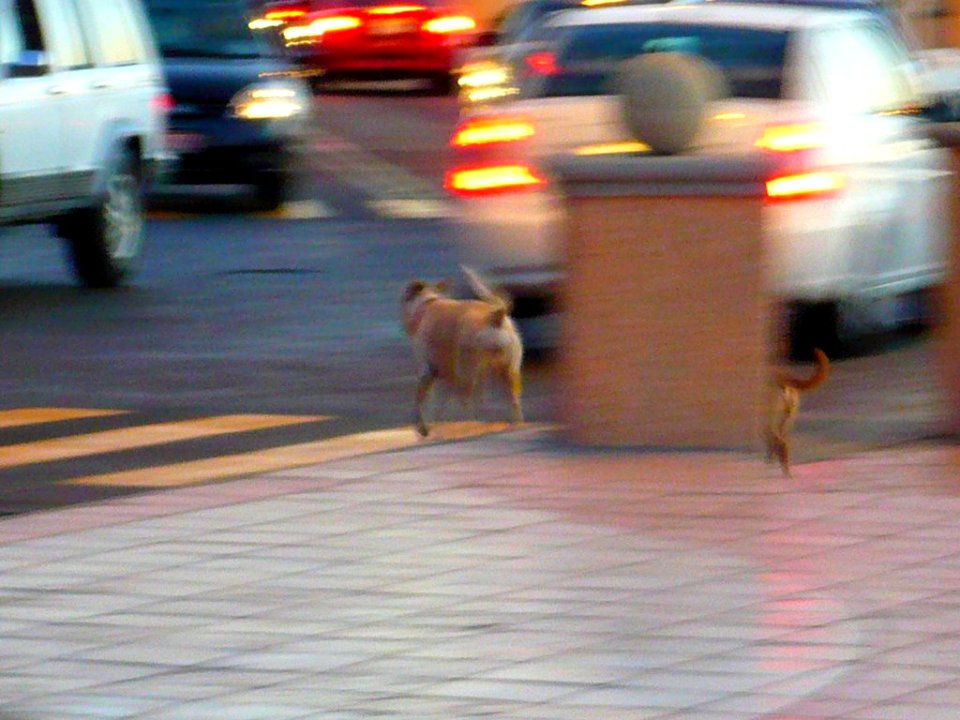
[[230, 81, 308, 120]]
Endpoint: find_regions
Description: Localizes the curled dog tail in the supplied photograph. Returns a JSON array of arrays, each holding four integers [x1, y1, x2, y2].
[[461, 265, 513, 313], [778, 348, 829, 391]]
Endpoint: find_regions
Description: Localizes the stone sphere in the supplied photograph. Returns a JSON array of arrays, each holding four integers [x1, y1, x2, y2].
[[616, 52, 729, 156]]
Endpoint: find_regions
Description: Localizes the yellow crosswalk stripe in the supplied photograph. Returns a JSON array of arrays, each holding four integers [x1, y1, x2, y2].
[[61, 427, 420, 487], [0, 408, 128, 429], [60, 422, 513, 488], [0, 414, 328, 470]]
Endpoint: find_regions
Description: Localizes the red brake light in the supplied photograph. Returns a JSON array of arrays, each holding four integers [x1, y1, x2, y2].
[[283, 14, 362, 41], [755, 122, 830, 153], [423, 14, 476, 33], [451, 117, 535, 148], [266, 9, 307, 20], [524, 51, 558, 75], [368, 4, 426, 12], [757, 122, 844, 200], [151, 91, 174, 113], [766, 171, 845, 200], [445, 165, 546, 195]]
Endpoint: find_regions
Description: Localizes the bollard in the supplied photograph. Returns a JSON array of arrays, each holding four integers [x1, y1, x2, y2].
[[548, 153, 774, 450], [923, 122, 960, 435]]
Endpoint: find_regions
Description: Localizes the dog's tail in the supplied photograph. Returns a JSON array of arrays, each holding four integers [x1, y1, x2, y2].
[[777, 348, 829, 391], [461, 265, 512, 313]]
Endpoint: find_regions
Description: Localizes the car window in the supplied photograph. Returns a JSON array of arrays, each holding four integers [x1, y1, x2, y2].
[[41, 0, 93, 68], [809, 20, 914, 113], [144, 0, 273, 58], [529, 22, 788, 99], [10, 0, 44, 55], [1, 3, 27, 64], [497, 0, 575, 43], [78, 0, 148, 65]]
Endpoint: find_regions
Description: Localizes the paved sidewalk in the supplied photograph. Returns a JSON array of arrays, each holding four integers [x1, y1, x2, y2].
[[0, 425, 958, 719]]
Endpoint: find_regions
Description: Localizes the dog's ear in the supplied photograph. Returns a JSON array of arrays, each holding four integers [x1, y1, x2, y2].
[[434, 280, 449, 293], [488, 307, 506, 327], [403, 280, 427, 302]]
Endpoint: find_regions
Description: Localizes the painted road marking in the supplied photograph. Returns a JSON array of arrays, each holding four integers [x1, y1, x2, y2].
[[0, 414, 328, 470], [367, 199, 455, 219], [0, 408, 128, 430], [148, 199, 337, 221], [60, 421, 514, 488]]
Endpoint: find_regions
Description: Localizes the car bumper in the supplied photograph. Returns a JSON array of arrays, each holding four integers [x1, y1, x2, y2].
[[454, 184, 948, 315], [287, 43, 458, 75], [163, 117, 302, 184]]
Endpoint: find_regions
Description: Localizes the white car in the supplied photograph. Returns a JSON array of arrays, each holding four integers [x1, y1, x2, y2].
[[0, 0, 170, 287], [445, 2, 951, 350]]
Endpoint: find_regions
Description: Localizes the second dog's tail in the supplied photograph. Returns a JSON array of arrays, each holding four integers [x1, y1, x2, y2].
[[777, 348, 829, 391], [461, 265, 512, 312]]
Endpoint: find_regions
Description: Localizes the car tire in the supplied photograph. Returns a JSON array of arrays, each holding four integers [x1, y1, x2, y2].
[[788, 300, 869, 360], [429, 72, 453, 96], [59, 147, 144, 289], [253, 172, 287, 212]]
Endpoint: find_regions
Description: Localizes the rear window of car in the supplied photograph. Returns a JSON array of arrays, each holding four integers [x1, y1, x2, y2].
[[534, 22, 789, 99], [144, 0, 273, 58]]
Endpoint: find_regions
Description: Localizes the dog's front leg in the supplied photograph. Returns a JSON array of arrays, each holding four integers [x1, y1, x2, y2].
[[508, 366, 524, 424], [415, 371, 436, 437]]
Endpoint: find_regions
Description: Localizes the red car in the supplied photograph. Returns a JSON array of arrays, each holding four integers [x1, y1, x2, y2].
[[277, 0, 478, 93]]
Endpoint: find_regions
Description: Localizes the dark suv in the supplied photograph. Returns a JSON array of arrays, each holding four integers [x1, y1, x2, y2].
[[143, 0, 311, 210], [0, 0, 169, 287]]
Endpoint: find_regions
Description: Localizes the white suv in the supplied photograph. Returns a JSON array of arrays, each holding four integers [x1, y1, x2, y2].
[[0, 0, 170, 287]]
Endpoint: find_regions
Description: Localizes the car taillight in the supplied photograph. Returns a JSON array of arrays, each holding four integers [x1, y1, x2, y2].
[[446, 116, 542, 195], [755, 123, 831, 153], [368, 3, 426, 11], [423, 15, 476, 33], [250, 2, 310, 28], [283, 14, 361, 41], [524, 51, 558, 75], [268, 9, 307, 21], [766, 171, 845, 200], [151, 91, 174, 114], [756, 122, 844, 200], [451, 117, 535, 147], [445, 165, 546, 195]]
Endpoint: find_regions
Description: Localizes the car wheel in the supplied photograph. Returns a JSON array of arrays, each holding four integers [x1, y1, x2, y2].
[[253, 173, 287, 212], [788, 300, 865, 360], [60, 148, 144, 289], [429, 72, 453, 96]]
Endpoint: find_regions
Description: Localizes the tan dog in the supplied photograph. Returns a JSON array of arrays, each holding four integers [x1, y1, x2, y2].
[[765, 347, 830, 477], [402, 266, 524, 437]]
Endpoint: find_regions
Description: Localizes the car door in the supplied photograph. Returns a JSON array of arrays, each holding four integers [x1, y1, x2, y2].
[[33, 0, 112, 203], [0, 0, 64, 211]]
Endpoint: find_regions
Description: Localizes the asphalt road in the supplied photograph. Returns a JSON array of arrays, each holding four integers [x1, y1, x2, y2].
[[0, 86, 946, 515]]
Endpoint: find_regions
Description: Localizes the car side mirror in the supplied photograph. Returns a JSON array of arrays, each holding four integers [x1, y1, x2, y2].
[[8, 50, 50, 78]]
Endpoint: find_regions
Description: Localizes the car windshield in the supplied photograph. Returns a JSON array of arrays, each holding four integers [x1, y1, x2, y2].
[[535, 22, 789, 98], [144, 0, 274, 58]]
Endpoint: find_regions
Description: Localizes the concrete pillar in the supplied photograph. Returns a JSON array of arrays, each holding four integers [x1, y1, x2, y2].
[[548, 153, 773, 450], [926, 124, 960, 434]]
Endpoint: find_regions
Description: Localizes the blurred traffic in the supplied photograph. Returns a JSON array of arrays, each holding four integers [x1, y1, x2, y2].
[[444, 0, 958, 352], [6, 0, 960, 359], [143, 0, 311, 209]]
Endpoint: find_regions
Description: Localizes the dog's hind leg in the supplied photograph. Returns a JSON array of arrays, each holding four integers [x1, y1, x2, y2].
[[415, 371, 436, 437], [504, 365, 524, 424]]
